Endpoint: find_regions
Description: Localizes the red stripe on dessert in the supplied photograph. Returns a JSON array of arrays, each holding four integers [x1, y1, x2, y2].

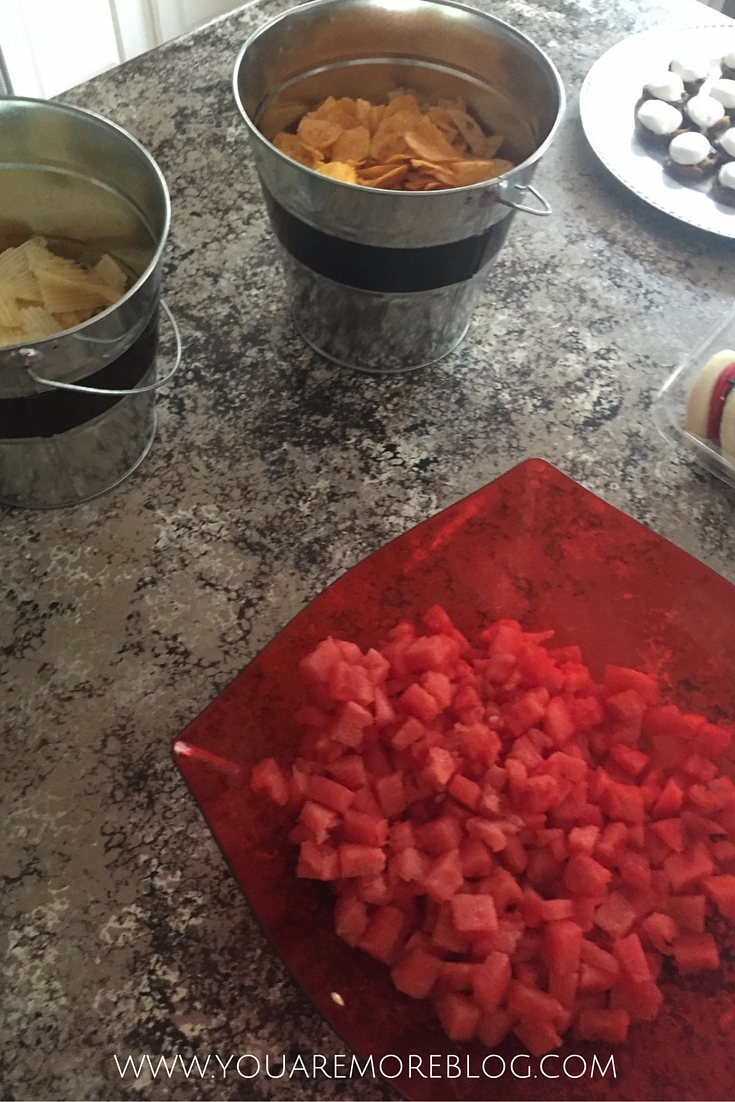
[[707, 361, 735, 443]]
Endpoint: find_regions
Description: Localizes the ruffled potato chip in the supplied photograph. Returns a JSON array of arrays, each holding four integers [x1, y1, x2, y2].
[[19, 305, 61, 339], [0, 282, 23, 329], [0, 239, 129, 349]]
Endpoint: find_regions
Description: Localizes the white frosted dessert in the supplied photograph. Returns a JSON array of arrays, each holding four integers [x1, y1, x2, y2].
[[686, 93, 727, 133], [670, 54, 710, 90], [642, 71, 686, 104], [717, 126, 735, 159], [710, 79, 735, 109], [713, 160, 735, 205], [665, 130, 717, 180], [636, 100, 684, 148], [721, 49, 735, 79]]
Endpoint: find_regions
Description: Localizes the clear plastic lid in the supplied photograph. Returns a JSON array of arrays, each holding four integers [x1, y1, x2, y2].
[[653, 303, 735, 487]]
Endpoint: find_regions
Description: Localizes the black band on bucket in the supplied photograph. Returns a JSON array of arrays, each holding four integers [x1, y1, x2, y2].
[[0, 311, 158, 441], [262, 189, 513, 293]]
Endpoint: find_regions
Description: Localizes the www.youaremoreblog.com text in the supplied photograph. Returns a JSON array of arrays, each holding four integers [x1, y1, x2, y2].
[[114, 1050, 617, 1083]]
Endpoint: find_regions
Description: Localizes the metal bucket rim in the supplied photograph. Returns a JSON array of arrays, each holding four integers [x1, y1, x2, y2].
[[0, 96, 171, 350], [232, 0, 566, 198]]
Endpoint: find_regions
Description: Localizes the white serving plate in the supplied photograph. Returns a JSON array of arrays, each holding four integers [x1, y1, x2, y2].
[[581, 23, 735, 237]]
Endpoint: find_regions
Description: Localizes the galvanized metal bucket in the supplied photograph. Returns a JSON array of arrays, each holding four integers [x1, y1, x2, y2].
[[233, 0, 565, 374], [0, 98, 177, 508]]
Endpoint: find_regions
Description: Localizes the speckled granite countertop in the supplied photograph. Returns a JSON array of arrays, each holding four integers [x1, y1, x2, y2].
[[2, 0, 735, 1098]]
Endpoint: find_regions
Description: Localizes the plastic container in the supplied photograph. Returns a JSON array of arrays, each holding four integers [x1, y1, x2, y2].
[[653, 304, 735, 487]]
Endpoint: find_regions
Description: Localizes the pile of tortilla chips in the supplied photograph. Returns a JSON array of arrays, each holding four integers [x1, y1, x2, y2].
[[270, 93, 514, 190]]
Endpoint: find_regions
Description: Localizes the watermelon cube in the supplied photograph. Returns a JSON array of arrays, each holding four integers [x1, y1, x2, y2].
[[471, 951, 511, 1013], [704, 874, 735, 921], [424, 849, 465, 903], [391, 948, 443, 999], [672, 933, 719, 975], [433, 993, 481, 1042]]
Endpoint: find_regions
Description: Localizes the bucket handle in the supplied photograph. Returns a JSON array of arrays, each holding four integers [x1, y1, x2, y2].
[[18, 299, 182, 396], [494, 183, 552, 217]]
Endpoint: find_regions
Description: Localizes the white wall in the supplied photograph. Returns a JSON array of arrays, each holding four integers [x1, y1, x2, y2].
[[0, 0, 242, 99]]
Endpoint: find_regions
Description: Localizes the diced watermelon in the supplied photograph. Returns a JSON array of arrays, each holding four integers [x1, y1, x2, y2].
[[610, 744, 650, 777], [431, 901, 470, 954], [296, 840, 339, 880], [424, 849, 465, 903], [391, 948, 443, 999], [306, 773, 354, 814], [664, 843, 715, 892], [435, 961, 476, 994], [400, 682, 442, 722], [451, 893, 498, 935], [604, 666, 660, 705], [691, 722, 732, 760], [459, 835, 493, 879], [672, 933, 719, 975], [667, 894, 706, 934], [250, 757, 290, 805], [641, 912, 676, 954], [253, 610, 735, 1056], [703, 874, 735, 921], [421, 746, 456, 790], [299, 636, 343, 682], [419, 815, 463, 856], [406, 634, 460, 673], [507, 981, 568, 1031], [544, 919, 584, 974], [544, 696, 575, 748], [471, 951, 511, 1012], [334, 893, 369, 946], [375, 772, 409, 818], [358, 905, 407, 963], [612, 933, 650, 984], [433, 993, 481, 1042], [618, 850, 651, 891], [564, 853, 613, 895], [330, 700, 374, 748], [448, 773, 482, 810], [329, 660, 375, 706], [594, 891, 637, 939], [513, 1019, 563, 1057], [299, 800, 339, 844]]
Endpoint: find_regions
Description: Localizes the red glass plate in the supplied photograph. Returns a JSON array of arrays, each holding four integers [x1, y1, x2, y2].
[[173, 458, 735, 1102]]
